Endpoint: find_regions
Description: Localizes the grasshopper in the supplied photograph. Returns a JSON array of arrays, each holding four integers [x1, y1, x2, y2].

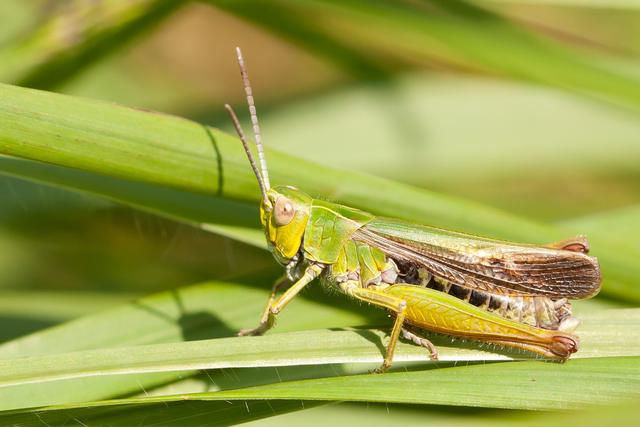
[[225, 48, 601, 372]]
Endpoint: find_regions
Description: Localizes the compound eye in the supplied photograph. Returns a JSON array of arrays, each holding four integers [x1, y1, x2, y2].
[[273, 196, 295, 226]]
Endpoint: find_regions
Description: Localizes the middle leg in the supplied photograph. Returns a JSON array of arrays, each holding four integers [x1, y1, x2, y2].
[[340, 281, 407, 373]]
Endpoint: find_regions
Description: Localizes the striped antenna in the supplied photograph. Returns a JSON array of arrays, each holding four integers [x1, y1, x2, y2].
[[235, 47, 271, 190], [224, 104, 269, 204]]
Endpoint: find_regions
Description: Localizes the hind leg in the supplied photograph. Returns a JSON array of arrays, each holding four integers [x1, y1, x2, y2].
[[340, 281, 407, 373]]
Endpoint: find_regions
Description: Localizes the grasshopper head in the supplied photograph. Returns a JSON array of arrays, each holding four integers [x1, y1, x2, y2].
[[260, 186, 312, 264], [226, 48, 311, 264]]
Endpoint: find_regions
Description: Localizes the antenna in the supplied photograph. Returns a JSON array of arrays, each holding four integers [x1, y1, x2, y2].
[[224, 104, 269, 204], [235, 47, 271, 190]]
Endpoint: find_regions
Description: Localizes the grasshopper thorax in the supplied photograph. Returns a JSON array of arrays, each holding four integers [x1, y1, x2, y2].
[[261, 186, 312, 265]]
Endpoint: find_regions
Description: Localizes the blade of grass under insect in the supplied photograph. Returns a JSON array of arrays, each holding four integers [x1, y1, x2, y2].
[[0, 282, 383, 359], [0, 307, 636, 411], [241, 399, 640, 427], [0, 280, 384, 410], [0, 83, 637, 301], [1, 356, 638, 418], [0, 0, 185, 89], [204, 356, 640, 410], [0, 399, 317, 427], [4, 389, 640, 427]]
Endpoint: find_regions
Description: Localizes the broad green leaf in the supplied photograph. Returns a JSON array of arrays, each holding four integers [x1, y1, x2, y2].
[[0, 83, 637, 301]]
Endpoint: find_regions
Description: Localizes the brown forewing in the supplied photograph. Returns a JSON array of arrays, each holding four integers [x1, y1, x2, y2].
[[353, 226, 601, 299]]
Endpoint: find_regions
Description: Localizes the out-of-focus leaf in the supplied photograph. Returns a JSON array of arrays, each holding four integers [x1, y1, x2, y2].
[[562, 204, 640, 257], [0, 290, 139, 341], [482, 0, 640, 8], [252, 75, 640, 197], [0, 0, 185, 89], [219, 0, 640, 113], [0, 290, 137, 322]]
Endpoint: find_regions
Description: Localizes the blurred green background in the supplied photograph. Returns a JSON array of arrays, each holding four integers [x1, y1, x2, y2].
[[0, 0, 639, 425]]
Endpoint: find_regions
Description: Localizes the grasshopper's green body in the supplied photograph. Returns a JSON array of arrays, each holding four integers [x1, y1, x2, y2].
[[227, 48, 601, 372]]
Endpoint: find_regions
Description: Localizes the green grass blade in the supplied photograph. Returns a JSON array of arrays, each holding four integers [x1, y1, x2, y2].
[[180, 356, 640, 410], [0, 82, 580, 239], [0, 82, 637, 301], [0, 155, 265, 247], [2, 356, 638, 419], [0, 281, 379, 359], [4, 393, 640, 427], [0, 400, 315, 427], [0, 307, 636, 410], [0, 280, 382, 410], [234, 399, 640, 427]]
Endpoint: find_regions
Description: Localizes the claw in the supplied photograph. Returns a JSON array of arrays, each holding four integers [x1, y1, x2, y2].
[[372, 362, 391, 374], [237, 324, 268, 336]]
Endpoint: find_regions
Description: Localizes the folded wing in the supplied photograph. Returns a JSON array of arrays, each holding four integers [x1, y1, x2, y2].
[[353, 218, 601, 299]]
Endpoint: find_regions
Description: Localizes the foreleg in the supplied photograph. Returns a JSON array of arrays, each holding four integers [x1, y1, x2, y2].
[[238, 264, 323, 336]]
